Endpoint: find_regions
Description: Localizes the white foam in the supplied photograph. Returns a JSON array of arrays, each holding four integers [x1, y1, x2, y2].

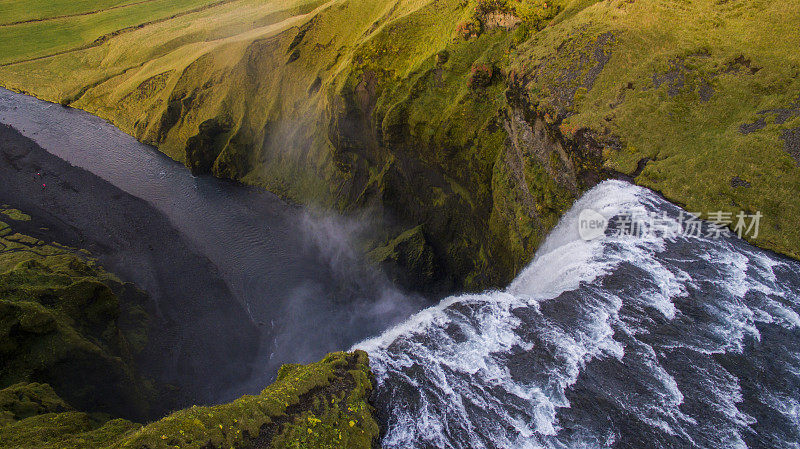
[[356, 180, 800, 449]]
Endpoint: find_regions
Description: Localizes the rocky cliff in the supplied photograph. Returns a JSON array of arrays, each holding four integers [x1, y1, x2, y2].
[[0, 211, 159, 421], [1, 0, 798, 290], [0, 206, 379, 448]]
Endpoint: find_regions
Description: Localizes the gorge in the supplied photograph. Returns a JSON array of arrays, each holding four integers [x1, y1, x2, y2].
[[1, 0, 799, 447], [1, 89, 798, 447]]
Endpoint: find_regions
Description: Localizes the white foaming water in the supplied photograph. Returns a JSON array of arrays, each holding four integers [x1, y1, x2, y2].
[[507, 179, 643, 298], [356, 180, 800, 449]]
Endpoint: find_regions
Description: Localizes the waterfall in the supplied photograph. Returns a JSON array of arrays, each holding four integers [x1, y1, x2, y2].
[[357, 180, 800, 449]]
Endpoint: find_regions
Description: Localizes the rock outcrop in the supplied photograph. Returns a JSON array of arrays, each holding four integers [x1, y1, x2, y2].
[[0, 217, 159, 421], [0, 210, 379, 448]]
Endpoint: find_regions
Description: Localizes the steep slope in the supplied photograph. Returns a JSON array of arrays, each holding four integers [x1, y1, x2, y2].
[[0, 122, 261, 409], [1, 0, 798, 290]]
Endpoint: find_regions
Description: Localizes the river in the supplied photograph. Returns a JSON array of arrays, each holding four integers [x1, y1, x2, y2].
[[0, 87, 421, 405], [2, 88, 799, 448]]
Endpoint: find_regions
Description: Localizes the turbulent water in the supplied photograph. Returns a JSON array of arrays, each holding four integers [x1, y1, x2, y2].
[[359, 180, 800, 449]]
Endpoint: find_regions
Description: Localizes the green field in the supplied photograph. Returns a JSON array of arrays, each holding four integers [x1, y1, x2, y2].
[[0, 0, 798, 289], [0, 0, 148, 25], [0, 0, 231, 65]]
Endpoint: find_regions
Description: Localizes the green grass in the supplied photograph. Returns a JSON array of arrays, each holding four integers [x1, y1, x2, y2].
[[117, 351, 378, 449], [0, 0, 798, 288], [0, 410, 140, 449], [0, 0, 150, 25], [0, 0, 222, 65], [517, 0, 800, 258]]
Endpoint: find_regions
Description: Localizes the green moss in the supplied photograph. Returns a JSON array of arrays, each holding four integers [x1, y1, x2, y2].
[[115, 351, 378, 449], [0, 409, 140, 449], [263, 351, 379, 449], [0, 218, 157, 420], [0, 208, 31, 222], [369, 225, 436, 290], [0, 352, 378, 449], [0, 383, 71, 426]]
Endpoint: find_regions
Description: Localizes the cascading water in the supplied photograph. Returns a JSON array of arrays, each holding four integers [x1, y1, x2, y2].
[[357, 180, 800, 449]]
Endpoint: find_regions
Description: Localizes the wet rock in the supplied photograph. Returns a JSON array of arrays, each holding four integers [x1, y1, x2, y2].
[[741, 94, 800, 134], [699, 80, 713, 102], [653, 60, 686, 97], [740, 117, 766, 134], [369, 226, 436, 292], [781, 127, 800, 166], [730, 176, 751, 188]]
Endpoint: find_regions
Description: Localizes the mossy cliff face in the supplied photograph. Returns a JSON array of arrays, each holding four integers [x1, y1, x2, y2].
[[0, 382, 141, 449], [0, 218, 159, 421], [0, 382, 71, 426], [1, 0, 799, 289], [0, 351, 379, 449]]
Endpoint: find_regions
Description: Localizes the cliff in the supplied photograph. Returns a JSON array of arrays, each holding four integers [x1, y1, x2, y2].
[[0, 210, 159, 421], [0, 208, 379, 448], [1, 0, 798, 290]]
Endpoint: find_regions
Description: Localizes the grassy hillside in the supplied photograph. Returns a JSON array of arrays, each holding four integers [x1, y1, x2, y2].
[[1, 0, 798, 290]]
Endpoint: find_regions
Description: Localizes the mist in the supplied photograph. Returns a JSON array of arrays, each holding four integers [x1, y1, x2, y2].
[[230, 206, 428, 397]]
